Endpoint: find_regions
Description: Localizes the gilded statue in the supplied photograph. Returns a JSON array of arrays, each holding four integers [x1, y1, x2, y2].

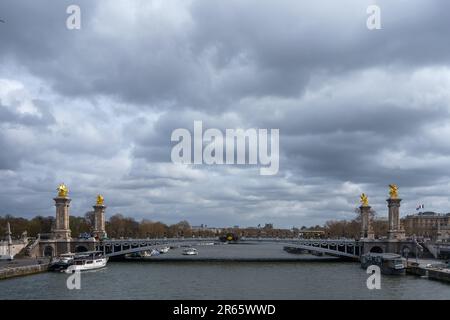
[[360, 193, 369, 206], [96, 194, 104, 205], [57, 183, 69, 197], [389, 184, 398, 199]]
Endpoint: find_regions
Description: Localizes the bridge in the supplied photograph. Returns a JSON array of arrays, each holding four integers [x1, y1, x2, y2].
[[34, 234, 423, 260], [94, 237, 362, 259], [27, 185, 432, 260]]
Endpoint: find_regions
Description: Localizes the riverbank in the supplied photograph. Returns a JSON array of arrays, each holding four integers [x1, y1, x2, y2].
[[406, 259, 450, 283], [0, 258, 49, 280]]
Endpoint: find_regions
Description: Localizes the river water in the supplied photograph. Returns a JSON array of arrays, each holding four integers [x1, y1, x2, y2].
[[0, 244, 449, 299]]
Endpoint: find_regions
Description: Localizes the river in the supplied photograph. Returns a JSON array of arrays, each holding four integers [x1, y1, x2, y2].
[[0, 244, 449, 299]]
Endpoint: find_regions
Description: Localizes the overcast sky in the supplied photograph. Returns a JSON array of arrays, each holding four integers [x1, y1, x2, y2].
[[1, 0, 450, 228]]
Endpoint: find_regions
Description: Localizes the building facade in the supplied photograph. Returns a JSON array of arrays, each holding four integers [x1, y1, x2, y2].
[[404, 212, 450, 239]]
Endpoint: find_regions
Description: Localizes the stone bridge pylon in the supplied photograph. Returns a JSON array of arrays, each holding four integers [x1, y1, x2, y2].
[[29, 184, 107, 257], [357, 185, 418, 257]]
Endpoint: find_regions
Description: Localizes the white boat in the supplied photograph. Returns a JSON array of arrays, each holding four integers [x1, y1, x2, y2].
[[198, 242, 214, 246], [0, 254, 13, 261], [65, 251, 108, 273], [150, 249, 160, 256], [125, 249, 160, 260], [182, 248, 198, 256], [142, 249, 160, 257], [158, 246, 170, 254]]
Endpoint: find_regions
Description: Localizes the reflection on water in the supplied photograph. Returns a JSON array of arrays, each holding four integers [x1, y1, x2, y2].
[[0, 244, 449, 300]]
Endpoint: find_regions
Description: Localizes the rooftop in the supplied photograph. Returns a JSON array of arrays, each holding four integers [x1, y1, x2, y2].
[[406, 212, 450, 218]]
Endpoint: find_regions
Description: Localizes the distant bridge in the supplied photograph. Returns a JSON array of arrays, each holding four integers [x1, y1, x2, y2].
[[95, 237, 361, 259]]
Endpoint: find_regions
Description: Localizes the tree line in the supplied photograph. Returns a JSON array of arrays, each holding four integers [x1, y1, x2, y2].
[[0, 213, 216, 239], [322, 219, 388, 239], [1, 209, 389, 240]]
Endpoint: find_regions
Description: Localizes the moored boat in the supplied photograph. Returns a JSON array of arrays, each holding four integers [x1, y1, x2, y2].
[[283, 246, 308, 254], [361, 253, 406, 275], [150, 249, 160, 256], [158, 246, 170, 254], [198, 242, 215, 246], [125, 249, 160, 260], [65, 251, 108, 273], [49, 253, 75, 271], [182, 248, 198, 256]]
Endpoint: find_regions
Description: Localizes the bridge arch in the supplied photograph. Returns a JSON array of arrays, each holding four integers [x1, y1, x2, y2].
[[75, 245, 89, 253], [369, 246, 383, 253], [43, 245, 54, 257]]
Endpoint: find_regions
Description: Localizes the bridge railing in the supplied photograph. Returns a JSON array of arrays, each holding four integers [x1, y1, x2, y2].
[[242, 237, 358, 243]]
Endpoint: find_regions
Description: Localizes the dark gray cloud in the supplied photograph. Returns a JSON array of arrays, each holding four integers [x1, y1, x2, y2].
[[1, 0, 450, 227], [2, 1, 450, 109]]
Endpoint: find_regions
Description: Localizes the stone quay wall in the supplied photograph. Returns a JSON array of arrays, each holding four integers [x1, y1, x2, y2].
[[0, 262, 49, 280]]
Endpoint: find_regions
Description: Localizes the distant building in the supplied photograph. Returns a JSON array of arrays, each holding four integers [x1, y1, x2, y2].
[[298, 230, 325, 239], [191, 225, 223, 234], [404, 212, 450, 238], [206, 227, 223, 234]]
